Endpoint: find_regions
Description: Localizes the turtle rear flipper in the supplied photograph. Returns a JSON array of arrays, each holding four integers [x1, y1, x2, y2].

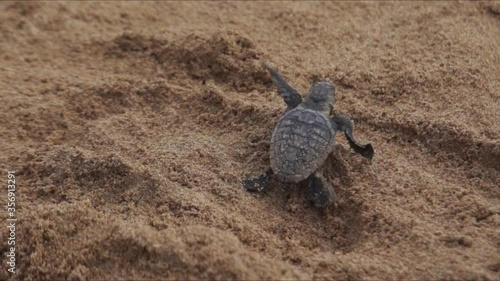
[[244, 168, 273, 192], [307, 172, 336, 208], [332, 115, 374, 160]]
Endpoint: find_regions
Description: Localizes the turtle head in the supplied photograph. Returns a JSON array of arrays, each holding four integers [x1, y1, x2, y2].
[[304, 82, 335, 113]]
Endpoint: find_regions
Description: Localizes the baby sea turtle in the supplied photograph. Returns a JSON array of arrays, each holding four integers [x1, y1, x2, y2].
[[244, 63, 374, 208]]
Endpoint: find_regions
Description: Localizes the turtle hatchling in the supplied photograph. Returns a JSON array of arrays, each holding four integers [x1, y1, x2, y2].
[[244, 62, 374, 208]]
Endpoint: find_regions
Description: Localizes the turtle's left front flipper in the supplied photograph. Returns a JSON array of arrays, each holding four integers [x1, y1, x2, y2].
[[332, 115, 374, 160], [261, 61, 302, 110]]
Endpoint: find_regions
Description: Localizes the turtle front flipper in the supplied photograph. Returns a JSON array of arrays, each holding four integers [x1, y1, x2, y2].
[[307, 173, 336, 208], [244, 168, 273, 192], [261, 61, 302, 110], [332, 115, 374, 160]]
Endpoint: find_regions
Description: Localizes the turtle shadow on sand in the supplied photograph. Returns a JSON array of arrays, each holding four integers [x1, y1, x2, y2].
[[244, 62, 373, 209]]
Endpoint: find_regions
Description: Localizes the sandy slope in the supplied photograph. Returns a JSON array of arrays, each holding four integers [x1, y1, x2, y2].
[[0, 2, 499, 280]]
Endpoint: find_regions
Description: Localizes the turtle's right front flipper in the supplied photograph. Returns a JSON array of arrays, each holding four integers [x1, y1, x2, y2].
[[332, 115, 374, 160], [261, 62, 302, 110], [244, 168, 273, 192]]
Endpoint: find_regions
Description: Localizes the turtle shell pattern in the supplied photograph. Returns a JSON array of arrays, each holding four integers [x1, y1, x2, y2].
[[270, 107, 335, 183]]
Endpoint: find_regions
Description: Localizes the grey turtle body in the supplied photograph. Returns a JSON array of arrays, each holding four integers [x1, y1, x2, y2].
[[271, 107, 335, 183], [244, 63, 374, 208]]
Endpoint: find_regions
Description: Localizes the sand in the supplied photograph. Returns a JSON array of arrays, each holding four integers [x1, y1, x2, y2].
[[0, 2, 499, 280]]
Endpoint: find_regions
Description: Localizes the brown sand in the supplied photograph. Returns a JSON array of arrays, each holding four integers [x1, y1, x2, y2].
[[0, 2, 499, 280]]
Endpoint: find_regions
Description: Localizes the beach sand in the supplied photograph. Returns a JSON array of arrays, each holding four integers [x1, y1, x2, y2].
[[0, 2, 499, 280]]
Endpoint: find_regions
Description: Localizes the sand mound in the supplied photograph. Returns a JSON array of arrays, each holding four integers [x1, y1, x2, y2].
[[105, 31, 269, 92], [19, 201, 306, 280], [1, 2, 499, 280]]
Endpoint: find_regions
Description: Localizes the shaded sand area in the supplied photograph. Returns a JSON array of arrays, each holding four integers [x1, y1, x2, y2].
[[0, 2, 499, 280]]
